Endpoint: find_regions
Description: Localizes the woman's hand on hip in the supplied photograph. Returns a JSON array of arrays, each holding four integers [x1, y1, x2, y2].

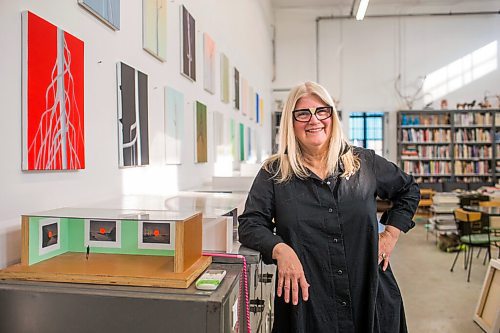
[[378, 225, 401, 271], [272, 243, 309, 305]]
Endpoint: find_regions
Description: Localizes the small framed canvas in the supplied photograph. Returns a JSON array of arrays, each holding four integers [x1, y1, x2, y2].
[[213, 111, 224, 163], [165, 86, 184, 165], [239, 123, 245, 161], [116, 62, 150, 167], [248, 85, 254, 120], [85, 219, 122, 248], [143, 0, 166, 61], [233, 68, 240, 110], [203, 33, 216, 94], [194, 101, 208, 163], [138, 221, 175, 250], [180, 5, 196, 81], [474, 259, 500, 333], [241, 78, 248, 116], [230, 118, 237, 161], [39, 218, 60, 255], [78, 0, 120, 30], [220, 53, 229, 103]]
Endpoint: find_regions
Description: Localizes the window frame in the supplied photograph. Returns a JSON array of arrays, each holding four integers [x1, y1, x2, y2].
[[349, 112, 385, 156]]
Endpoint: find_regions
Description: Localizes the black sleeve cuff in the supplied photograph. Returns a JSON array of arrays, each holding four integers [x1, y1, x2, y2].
[[383, 211, 416, 233], [260, 235, 285, 265]]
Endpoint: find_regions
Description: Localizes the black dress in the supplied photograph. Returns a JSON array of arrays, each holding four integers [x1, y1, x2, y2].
[[238, 147, 420, 333]]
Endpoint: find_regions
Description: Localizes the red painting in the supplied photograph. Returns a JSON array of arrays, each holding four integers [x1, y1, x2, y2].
[[22, 11, 85, 170]]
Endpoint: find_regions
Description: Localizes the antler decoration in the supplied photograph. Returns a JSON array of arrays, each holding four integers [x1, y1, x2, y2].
[[395, 74, 427, 110]]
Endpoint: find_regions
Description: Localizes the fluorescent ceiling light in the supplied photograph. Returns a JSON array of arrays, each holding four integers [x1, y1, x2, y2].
[[356, 0, 370, 20]]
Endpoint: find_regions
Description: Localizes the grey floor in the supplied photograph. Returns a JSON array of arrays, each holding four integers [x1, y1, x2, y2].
[[390, 222, 493, 333]]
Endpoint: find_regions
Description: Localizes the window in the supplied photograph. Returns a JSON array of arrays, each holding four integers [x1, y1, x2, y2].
[[349, 112, 384, 156]]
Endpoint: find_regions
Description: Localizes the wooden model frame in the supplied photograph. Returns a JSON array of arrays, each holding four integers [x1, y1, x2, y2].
[[0, 212, 211, 288], [473, 259, 500, 333]]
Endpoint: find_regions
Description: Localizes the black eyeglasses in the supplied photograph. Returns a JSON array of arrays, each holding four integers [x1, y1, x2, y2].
[[292, 106, 333, 122]]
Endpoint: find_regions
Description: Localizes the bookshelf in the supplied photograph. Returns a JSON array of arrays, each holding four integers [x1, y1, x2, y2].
[[272, 111, 282, 154], [397, 109, 500, 184]]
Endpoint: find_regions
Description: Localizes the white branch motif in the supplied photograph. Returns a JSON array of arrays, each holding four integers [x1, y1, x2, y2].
[[28, 29, 83, 170]]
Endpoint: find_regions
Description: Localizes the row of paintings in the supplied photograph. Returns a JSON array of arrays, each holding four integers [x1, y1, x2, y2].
[[166, 89, 258, 165], [79, 0, 263, 121], [39, 217, 174, 258], [21, 7, 262, 171], [116, 64, 256, 167], [178, 4, 265, 124]]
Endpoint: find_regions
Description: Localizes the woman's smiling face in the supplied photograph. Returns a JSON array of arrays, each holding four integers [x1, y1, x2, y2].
[[292, 94, 332, 153]]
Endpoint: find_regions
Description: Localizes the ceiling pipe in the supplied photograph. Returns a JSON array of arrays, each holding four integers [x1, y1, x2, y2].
[[349, 0, 357, 18]]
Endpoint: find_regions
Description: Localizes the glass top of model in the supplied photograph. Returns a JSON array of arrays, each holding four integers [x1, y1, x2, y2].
[[26, 207, 199, 222], [83, 193, 246, 219]]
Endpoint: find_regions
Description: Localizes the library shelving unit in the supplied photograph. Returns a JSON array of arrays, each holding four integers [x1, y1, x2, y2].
[[397, 109, 500, 184], [271, 111, 282, 154]]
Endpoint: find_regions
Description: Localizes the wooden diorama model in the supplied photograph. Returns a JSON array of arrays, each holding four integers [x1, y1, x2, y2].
[[0, 208, 211, 288]]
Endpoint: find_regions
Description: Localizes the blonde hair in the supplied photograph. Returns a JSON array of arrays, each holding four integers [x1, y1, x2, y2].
[[264, 81, 360, 183]]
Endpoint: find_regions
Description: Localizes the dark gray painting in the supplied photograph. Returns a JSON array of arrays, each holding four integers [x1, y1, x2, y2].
[[181, 5, 196, 81], [117, 62, 149, 167]]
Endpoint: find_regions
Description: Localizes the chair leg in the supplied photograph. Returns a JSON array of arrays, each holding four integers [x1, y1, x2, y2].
[[476, 248, 482, 258], [483, 249, 489, 265], [450, 249, 460, 272], [467, 247, 474, 282], [464, 246, 469, 270]]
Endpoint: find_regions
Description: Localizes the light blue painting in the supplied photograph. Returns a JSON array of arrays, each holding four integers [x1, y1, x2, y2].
[[78, 0, 120, 30], [165, 87, 184, 164]]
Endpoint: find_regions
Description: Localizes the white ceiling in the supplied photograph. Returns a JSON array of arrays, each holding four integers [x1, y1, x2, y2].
[[270, 0, 496, 9]]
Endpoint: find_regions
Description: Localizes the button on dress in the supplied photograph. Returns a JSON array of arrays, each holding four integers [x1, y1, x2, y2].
[[238, 147, 420, 333]]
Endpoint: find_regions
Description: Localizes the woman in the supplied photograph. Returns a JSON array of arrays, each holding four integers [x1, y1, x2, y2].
[[238, 81, 420, 333]]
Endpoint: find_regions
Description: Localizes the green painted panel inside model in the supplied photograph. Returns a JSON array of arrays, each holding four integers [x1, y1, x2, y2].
[[28, 217, 175, 265]]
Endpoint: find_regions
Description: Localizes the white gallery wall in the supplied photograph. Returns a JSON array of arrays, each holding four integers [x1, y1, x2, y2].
[[0, 0, 274, 268], [273, 1, 500, 162]]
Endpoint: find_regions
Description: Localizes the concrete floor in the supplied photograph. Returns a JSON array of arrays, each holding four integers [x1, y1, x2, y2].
[[390, 222, 493, 333]]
